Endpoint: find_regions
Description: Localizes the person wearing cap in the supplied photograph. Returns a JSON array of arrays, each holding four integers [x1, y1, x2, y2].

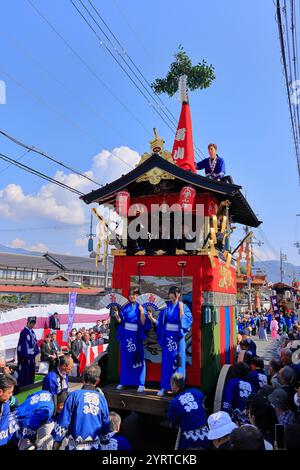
[[207, 411, 237, 449], [268, 388, 296, 426], [166, 373, 211, 449], [17, 317, 40, 386]]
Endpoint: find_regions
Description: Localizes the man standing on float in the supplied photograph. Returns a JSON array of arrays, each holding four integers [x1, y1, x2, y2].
[[113, 288, 147, 393], [196, 143, 225, 180], [148, 286, 192, 396]]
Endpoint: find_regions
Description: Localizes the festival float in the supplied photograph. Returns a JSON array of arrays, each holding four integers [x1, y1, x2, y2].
[[80, 50, 262, 415]]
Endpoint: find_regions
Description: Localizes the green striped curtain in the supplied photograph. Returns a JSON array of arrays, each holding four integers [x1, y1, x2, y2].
[[201, 306, 221, 395]]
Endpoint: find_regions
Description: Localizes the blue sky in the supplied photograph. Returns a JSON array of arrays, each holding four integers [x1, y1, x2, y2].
[[0, 0, 299, 266]]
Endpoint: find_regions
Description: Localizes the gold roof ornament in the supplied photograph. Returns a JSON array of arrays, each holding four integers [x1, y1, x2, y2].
[[136, 128, 176, 184]]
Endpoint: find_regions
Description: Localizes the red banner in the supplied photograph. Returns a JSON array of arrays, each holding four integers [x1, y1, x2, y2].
[[78, 344, 105, 375], [172, 102, 196, 173]]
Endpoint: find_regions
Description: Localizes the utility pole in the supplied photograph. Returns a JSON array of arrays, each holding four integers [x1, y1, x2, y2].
[[280, 250, 287, 283]]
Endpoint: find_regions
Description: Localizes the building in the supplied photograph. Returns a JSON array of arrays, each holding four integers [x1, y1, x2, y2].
[[0, 251, 113, 289]]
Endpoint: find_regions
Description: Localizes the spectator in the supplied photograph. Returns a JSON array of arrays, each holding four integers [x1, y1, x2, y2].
[[247, 357, 267, 393], [278, 366, 297, 412], [68, 328, 77, 349], [166, 373, 211, 449], [0, 374, 18, 447], [52, 365, 110, 450], [230, 425, 265, 450], [49, 312, 60, 330], [90, 332, 99, 347], [222, 362, 253, 424], [36, 391, 68, 450], [101, 319, 109, 335], [268, 359, 282, 388], [82, 333, 91, 347], [71, 332, 84, 363], [268, 388, 296, 426], [100, 412, 131, 450], [42, 355, 73, 396], [247, 394, 277, 448], [16, 390, 56, 450], [51, 333, 60, 355], [207, 411, 237, 449], [93, 320, 102, 334], [280, 348, 300, 381], [97, 332, 105, 345], [40, 334, 57, 371], [239, 340, 253, 365]]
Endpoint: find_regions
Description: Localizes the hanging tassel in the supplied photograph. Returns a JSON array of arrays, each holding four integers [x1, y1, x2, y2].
[[212, 215, 218, 233], [209, 239, 217, 257], [226, 252, 232, 268], [221, 215, 227, 234], [208, 251, 216, 268], [210, 227, 217, 244]]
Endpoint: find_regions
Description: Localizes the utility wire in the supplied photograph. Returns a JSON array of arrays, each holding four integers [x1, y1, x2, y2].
[[0, 128, 102, 187], [26, 0, 151, 138], [0, 152, 84, 195]]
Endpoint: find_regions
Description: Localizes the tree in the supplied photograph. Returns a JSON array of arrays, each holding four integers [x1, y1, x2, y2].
[[151, 45, 215, 97]]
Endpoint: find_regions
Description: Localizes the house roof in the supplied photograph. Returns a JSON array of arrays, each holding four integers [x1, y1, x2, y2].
[[0, 251, 113, 274], [81, 154, 261, 228]]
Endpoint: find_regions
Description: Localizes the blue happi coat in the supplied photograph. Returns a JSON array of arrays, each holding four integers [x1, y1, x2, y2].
[[16, 390, 54, 440], [167, 388, 211, 449], [156, 301, 192, 390], [222, 378, 253, 424], [52, 386, 110, 450], [0, 400, 19, 446], [247, 370, 267, 394], [117, 302, 147, 387], [100, 431, 132, 450], [196, 156, 225, 178], [42, 369, 69, 395], [17, 327, 40, 386]]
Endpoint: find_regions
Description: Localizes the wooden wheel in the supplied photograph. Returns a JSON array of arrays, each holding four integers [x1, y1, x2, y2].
[[213, 364, 232, 412]]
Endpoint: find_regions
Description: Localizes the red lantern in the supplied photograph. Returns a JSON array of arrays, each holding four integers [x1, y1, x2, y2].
[[179, 186, 196, 210], [116, 191, 130, 216]]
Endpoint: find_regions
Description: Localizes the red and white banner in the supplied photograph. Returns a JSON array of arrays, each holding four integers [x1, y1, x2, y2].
[[172, 102, 196, 173], [78, 343, 107, 375], [0, 303, 109, 359]]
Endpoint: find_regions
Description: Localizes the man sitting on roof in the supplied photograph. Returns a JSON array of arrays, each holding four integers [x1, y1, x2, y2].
[[196, 143, 226, 180]]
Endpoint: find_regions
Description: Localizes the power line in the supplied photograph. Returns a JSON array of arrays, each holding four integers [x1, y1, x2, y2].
[[69, 0, 176, 134], [276, 0, 300, 182], [0, 67, 134, 171], [0, 128, 102, 187], [0, 151, 83, 196], [69, 0, 205, 161], [26, 0, 151, 138], [0, 148, 32, 174]]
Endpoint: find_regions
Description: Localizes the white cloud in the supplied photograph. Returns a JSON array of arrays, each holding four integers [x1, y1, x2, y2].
[[8, 238, 49, 252], [253, 246, 278, 261], [75, 238, 88, 248], [0, 146, 140, 227], [9, 238, 26, 248], [29, 242, 49, 252]]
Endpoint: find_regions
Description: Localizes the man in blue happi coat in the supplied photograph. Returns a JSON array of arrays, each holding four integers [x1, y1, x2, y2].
[[42, 355, 73, 396], [247, 357, 267, 393], [100, 412, 131, 450], [0, 374, 18, 448], [17, 317, 40, 386], [149, 286, 192, 397], [222, 362, 254, 425], [167, 373, 211, 450], [196, 143, 226, 180], [52, 365, 110, 450]]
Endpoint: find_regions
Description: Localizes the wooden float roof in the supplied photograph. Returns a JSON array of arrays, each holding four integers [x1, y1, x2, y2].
[[81, 153, 262, 228]]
